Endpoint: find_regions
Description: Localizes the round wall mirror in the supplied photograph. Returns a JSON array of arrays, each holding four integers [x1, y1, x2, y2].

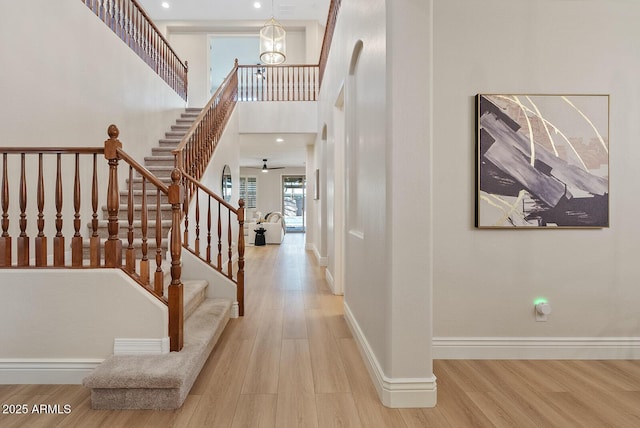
[[221, 164, 232, 203]]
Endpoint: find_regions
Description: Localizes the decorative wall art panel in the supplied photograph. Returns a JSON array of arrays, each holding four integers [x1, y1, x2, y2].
[[476, 94, 609, 228]]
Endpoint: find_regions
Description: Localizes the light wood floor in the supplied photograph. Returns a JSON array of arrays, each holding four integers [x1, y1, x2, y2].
[[2, 233, 640, 427]]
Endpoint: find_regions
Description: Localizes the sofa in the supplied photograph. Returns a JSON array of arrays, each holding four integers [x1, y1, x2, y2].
[[245, 212, 285, 245]]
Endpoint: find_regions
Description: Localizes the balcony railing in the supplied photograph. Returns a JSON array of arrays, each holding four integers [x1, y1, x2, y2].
[[82, 0, 188, 100]]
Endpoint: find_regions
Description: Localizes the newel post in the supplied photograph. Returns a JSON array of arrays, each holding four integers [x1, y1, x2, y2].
[[104, 125, 123, 268], [168, 168, 184, 351], [237, 199, 245, 316]]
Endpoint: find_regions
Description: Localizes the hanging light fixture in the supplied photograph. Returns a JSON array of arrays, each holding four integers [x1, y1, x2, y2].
[[259, 0, 286, 64]]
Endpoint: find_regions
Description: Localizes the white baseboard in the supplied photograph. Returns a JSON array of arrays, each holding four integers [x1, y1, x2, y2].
[[343, 303, 437, 408], [231, 301, 240, 318], [325, 268, 336, 294], [0, 359, 103, 384], [114, 337, 170, 355], [433, 337, 640, 360], [306, 243, 328, 266]]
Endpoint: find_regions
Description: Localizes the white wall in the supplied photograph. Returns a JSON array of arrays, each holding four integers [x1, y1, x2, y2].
[[316, 0, 435, 407], [0, 1, 185, 259], [0, 269, 167, 383], [432, 0, 640, 359], [240, 166, 306, 217], [169, 32, 210, 107], [238, 102, 317, 133]]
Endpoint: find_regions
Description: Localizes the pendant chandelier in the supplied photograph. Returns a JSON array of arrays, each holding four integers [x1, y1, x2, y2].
[[259, 0, 286, 64]]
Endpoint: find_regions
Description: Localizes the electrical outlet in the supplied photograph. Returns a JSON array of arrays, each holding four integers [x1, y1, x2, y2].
[[535, 302, 551, 322]]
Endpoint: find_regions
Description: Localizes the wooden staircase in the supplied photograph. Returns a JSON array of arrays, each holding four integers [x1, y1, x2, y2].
[[82, 108, 235, 409], [90, 108, 202, 251]]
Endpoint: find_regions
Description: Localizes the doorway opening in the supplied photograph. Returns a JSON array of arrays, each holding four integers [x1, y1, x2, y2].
[[282, 175, 306, 233]]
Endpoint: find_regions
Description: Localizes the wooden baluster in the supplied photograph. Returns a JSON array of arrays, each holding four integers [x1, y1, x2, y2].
[[237, 199, 245, 316], [183, 178, 189, 245], [0, 153, 11, 266], [217, 202, 222, 271], [17, 153, 29, 266], [104, 125, 122, 268], [90, 153, 101, 267], [194, 188, 200, 256], [126, 165, 135, 273], [168, 169, 184, 352], [206, 195, 212, 263], [227, 209, 232, 278], [124, 0, 130, 49], [53, 153, 65, 266], [35, 154, 47, 266], [287, 66, 291, 101], [297, 66, 301, 101], [72, 153, 83, 267], [140, 177, 149, 285], [154, 188, 163, 296]]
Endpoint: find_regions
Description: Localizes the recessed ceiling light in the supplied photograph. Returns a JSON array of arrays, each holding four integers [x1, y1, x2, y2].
[[276, 138, 284, 142], [161, 2, 170, 9], [254, 2, 262, 8]]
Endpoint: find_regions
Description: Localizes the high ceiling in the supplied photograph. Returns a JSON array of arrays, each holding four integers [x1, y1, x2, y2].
[[138, 0, 324, 168], [137, 0, 330, 23]]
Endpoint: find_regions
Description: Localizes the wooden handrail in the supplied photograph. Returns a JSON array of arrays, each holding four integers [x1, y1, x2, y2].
[[0, 148, 104, 154], [0, 127, 185, 351], [104, 125, 184, 351], [81, 0, 188, 100], [180, 171, 238, 214], [116, 148, 169, 193], [318, 0, 342, 86], [172, 60, 239, 178]]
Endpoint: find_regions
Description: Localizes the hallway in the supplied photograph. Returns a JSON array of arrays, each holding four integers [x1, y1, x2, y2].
[[3, 234, 640, 426]]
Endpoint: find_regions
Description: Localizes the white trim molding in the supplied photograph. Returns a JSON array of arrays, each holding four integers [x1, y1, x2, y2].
[[344, 303, 437, 408], [307, 243, 328, 267], [0, 359, 103, 384], [325, 268, 336, 294], [113, 337, 170, 355], [433, 337, 640, 360]]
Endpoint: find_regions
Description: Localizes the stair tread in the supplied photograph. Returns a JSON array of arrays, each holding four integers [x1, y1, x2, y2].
[[83, 297, 231, 390]]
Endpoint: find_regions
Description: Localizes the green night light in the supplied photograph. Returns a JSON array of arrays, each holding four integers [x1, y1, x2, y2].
[[533, 297, 548, 306]]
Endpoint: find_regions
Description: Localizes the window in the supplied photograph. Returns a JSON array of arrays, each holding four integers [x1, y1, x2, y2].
[[239, 176, 257, 208]]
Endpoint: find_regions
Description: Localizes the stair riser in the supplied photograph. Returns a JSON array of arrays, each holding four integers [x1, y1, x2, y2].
[[90, 224, 173, 240], [151, 148, 175, 156], [127, 179, 173, 191], [136, 168, 175, 179], [119, 192, 169, 205], [165, 131, 186, 138], [144, 158, 176, 167], [159, 140, 180, 148], [81, 245, 168, 264], [102, 206, 174, 221]]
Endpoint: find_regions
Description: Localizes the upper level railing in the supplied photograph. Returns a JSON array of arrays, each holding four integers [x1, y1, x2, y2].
[[237, 64, 319, 102], [0, 128, 185, 351], [82, 0, 188, 100]]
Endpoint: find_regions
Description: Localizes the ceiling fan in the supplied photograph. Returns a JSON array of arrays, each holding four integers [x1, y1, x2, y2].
[[255, 64, 266, 80], [248, 159, 285, 173]]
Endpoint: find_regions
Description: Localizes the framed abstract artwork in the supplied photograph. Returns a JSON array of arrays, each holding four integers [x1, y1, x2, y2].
[[476, 94, 609, 228]]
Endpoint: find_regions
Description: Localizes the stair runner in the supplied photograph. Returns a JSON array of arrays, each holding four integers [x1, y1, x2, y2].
[[83, 108, 233, 409]]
